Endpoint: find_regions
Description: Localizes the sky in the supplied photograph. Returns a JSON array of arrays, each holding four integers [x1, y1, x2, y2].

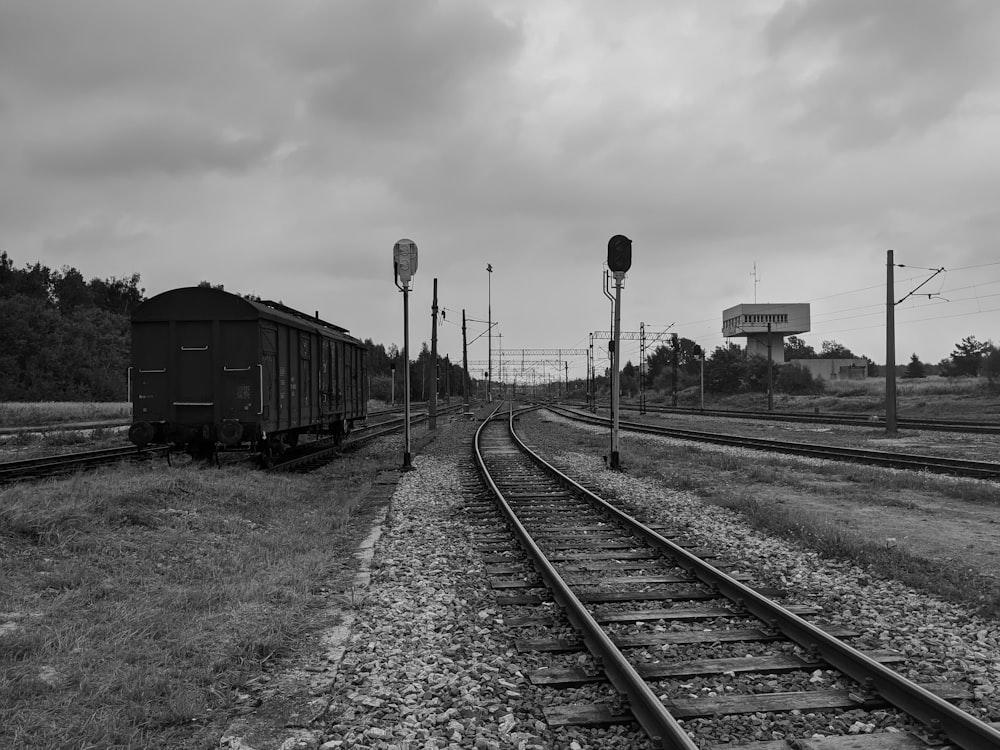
[[2, 0, 999, 382]]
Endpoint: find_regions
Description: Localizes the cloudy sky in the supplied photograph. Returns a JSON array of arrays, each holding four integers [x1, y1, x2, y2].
[[2, 0, 999, 381]]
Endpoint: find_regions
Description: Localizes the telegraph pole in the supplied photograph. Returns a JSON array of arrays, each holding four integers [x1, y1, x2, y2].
[[429, 277, 438, 430], [671, 333, 679, 407], [639, 322, 646, 415], [487, 264, 493, 402], [886, 250, 897, 435], [885, 251, 945, 436], [462, 309, 469, 409], [767, 321, 773, 411], [588, 333, 595, 411]]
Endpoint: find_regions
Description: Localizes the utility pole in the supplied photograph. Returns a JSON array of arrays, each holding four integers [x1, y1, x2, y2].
[[639, 322, 646, 415], [429, 277, 438, 430], [487, 264, 493, 403], [671, 333, 679, 407], [498, 332, 503, 399], [694, 345, 704, 410], [767, 321, 773, 411], [462, 309, 469, 409], [886, 250, 897, 435], [885, 251, 945, 436], [588, 333, 595, 411]]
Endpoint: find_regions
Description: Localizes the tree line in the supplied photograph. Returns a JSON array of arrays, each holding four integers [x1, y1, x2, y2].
[[612, 331, 998, 401], [0, 253, 143, 401], [1, 254, 996, 403]]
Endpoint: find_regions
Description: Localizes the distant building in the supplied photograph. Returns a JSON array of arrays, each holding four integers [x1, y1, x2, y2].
[[722, 303, 810, 363], [789, 358, 868, 381]]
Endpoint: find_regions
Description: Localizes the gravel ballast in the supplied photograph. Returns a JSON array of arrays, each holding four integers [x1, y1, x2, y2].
[[299, 409, 999, 749]]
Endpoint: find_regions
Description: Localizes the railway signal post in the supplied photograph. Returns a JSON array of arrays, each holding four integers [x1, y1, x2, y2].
[[607, 234, 632, 471], [394, 239, 418, 471]]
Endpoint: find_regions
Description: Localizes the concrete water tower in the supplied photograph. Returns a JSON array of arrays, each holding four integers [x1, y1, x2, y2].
[[722, 303, 810, 362]]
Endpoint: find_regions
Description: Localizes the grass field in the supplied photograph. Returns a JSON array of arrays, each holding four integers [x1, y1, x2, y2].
[[657, 375, 1000, 419], [0, 401, 131, 427], [0, 443, 400, 749]]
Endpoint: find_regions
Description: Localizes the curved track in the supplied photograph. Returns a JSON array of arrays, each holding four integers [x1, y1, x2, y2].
[[548, 405, 1000, 481], [474, 403, 1000, 748]]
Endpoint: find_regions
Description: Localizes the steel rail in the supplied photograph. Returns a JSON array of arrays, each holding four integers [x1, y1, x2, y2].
[[474, 403, 698, 750], [270, 402, 468, 471], [0, 445, 168, 482], [514, 416, 1000, 750], [577, 400, 1000, 434], [549, 405, 1000, 480]]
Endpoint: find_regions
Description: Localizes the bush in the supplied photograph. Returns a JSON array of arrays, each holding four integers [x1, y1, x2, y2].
[[776, 364, 824, 395]]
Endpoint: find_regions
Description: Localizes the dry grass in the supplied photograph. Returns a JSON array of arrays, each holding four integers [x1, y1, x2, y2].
[[0, 448, 397, 749], [670, 375, 1000, 419], [0, 402, 132, 427]]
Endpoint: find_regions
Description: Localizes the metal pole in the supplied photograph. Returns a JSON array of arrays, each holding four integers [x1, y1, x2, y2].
[[610, 273, 624, 470], [639, 322, 646, 415], [588, 333, 594, 411], [886, 250, 897, 435], [487, 264, 492, 403], [767, 321, 773, 411], [429, 278, 438, 430], [700, 355, 705, 410], [671, 334, 678, 407], [462, 309, 469, 409], [402, 286, 413, 470], [498, 332, 503, 399]]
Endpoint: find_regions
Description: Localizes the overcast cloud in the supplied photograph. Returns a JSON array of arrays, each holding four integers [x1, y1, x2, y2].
[[2, 0, 998, 380]]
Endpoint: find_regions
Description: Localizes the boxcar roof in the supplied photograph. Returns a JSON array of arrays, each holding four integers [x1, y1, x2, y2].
[[133, 287, 362, 343]]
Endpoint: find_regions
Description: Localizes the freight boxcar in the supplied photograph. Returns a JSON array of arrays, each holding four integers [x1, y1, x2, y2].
[[128, 286, 367, 460]]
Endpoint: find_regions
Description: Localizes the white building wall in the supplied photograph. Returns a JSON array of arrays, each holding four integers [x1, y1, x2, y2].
[[788, 358, 868, 381]]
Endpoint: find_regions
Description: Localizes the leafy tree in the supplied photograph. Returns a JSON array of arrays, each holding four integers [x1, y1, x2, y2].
[[0, 255, 55, 301], [903, 353, 926, 379], [949, 335, 993, 377], [784, 335, 817, 361], [702, 345, 766, 394], [53, 266, 94, 313], [89, 273, 144, 315], [936, 358, 955, 377], [0, 295, 129, 400], [0, 253, 139, 400], [985, 348, 1000, 383], [620, 360, 638, 395], [776, 363, 824, 395], [820, 340, 857, 358], [364, 339, 394, 377], [645, 336, 701, 382]]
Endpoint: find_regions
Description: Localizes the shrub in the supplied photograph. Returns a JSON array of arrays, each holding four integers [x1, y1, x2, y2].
[[776, 364, 825, 395]]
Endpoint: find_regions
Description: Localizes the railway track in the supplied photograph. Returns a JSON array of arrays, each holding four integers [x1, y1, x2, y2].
[[578, 401, 1000, 435], [0, 444, 169, 483], [473, 403, 1000, 748], [268, 402, 470, 471], [0, 404, 471, 480], [547, 405, 1000, 481]]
